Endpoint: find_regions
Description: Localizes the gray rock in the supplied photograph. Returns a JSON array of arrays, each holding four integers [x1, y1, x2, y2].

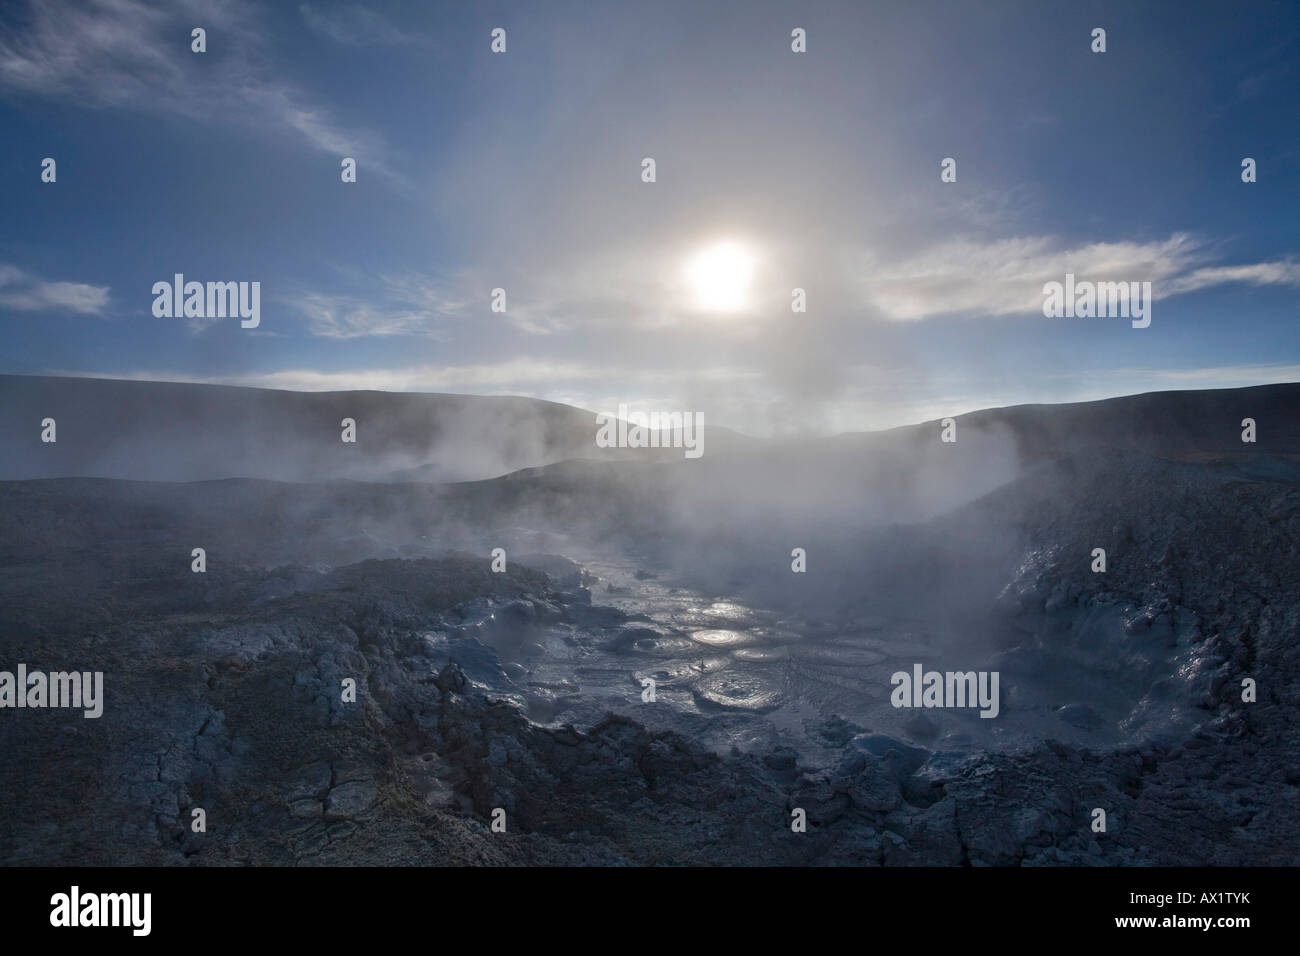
[[325, 780, 377, 820]]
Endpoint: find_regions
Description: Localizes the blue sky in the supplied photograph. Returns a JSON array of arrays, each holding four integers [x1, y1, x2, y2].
[[1, 0, 1297, 434]]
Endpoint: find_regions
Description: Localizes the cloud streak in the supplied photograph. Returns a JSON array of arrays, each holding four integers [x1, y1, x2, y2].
[[0, 264, 110, 314], [859, 234, 1300, 321], [0, 0, 409, 189], [298, 3, 426, 47], [289, 273, 472, 339]]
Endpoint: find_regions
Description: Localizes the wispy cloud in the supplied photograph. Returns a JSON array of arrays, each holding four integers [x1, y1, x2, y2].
[[1165, 261, 1300, 295], [0, 264, 109, 314], [0, 0, 408, 189], [289, 274, 471, 339], [860, 233, 1300, 321], [298, 3, 425, 47], [292, 294, 449, 340]]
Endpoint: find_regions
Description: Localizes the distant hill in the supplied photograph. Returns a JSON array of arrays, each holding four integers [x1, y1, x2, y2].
[[445, 382, 1300, 530], [826, 383, 1300, 462], [0, 375, 757, 482]]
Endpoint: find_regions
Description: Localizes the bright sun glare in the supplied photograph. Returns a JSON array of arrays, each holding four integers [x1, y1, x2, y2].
[[685, 240, 756, 313]]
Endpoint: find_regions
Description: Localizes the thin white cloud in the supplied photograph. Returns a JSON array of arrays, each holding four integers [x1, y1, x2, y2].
[[0, 0, 408, 189], [0, 264, 109, 314], [299, 3, 424, 47], [1165, 261, 1300, 295], [1101, 363, 1300, 388], [292, 294, 448, 340], [859, 233, 1300, 321], [289, 274, 470, 339]]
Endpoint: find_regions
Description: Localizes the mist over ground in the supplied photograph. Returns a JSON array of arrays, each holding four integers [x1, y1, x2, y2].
[[1, 375, 1296, 865]]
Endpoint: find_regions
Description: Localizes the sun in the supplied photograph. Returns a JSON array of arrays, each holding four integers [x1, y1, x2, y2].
[[684, 240, 756, 313]]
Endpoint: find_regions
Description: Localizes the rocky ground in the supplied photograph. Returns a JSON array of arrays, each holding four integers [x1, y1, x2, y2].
[[1, 448, 1296, 866]]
